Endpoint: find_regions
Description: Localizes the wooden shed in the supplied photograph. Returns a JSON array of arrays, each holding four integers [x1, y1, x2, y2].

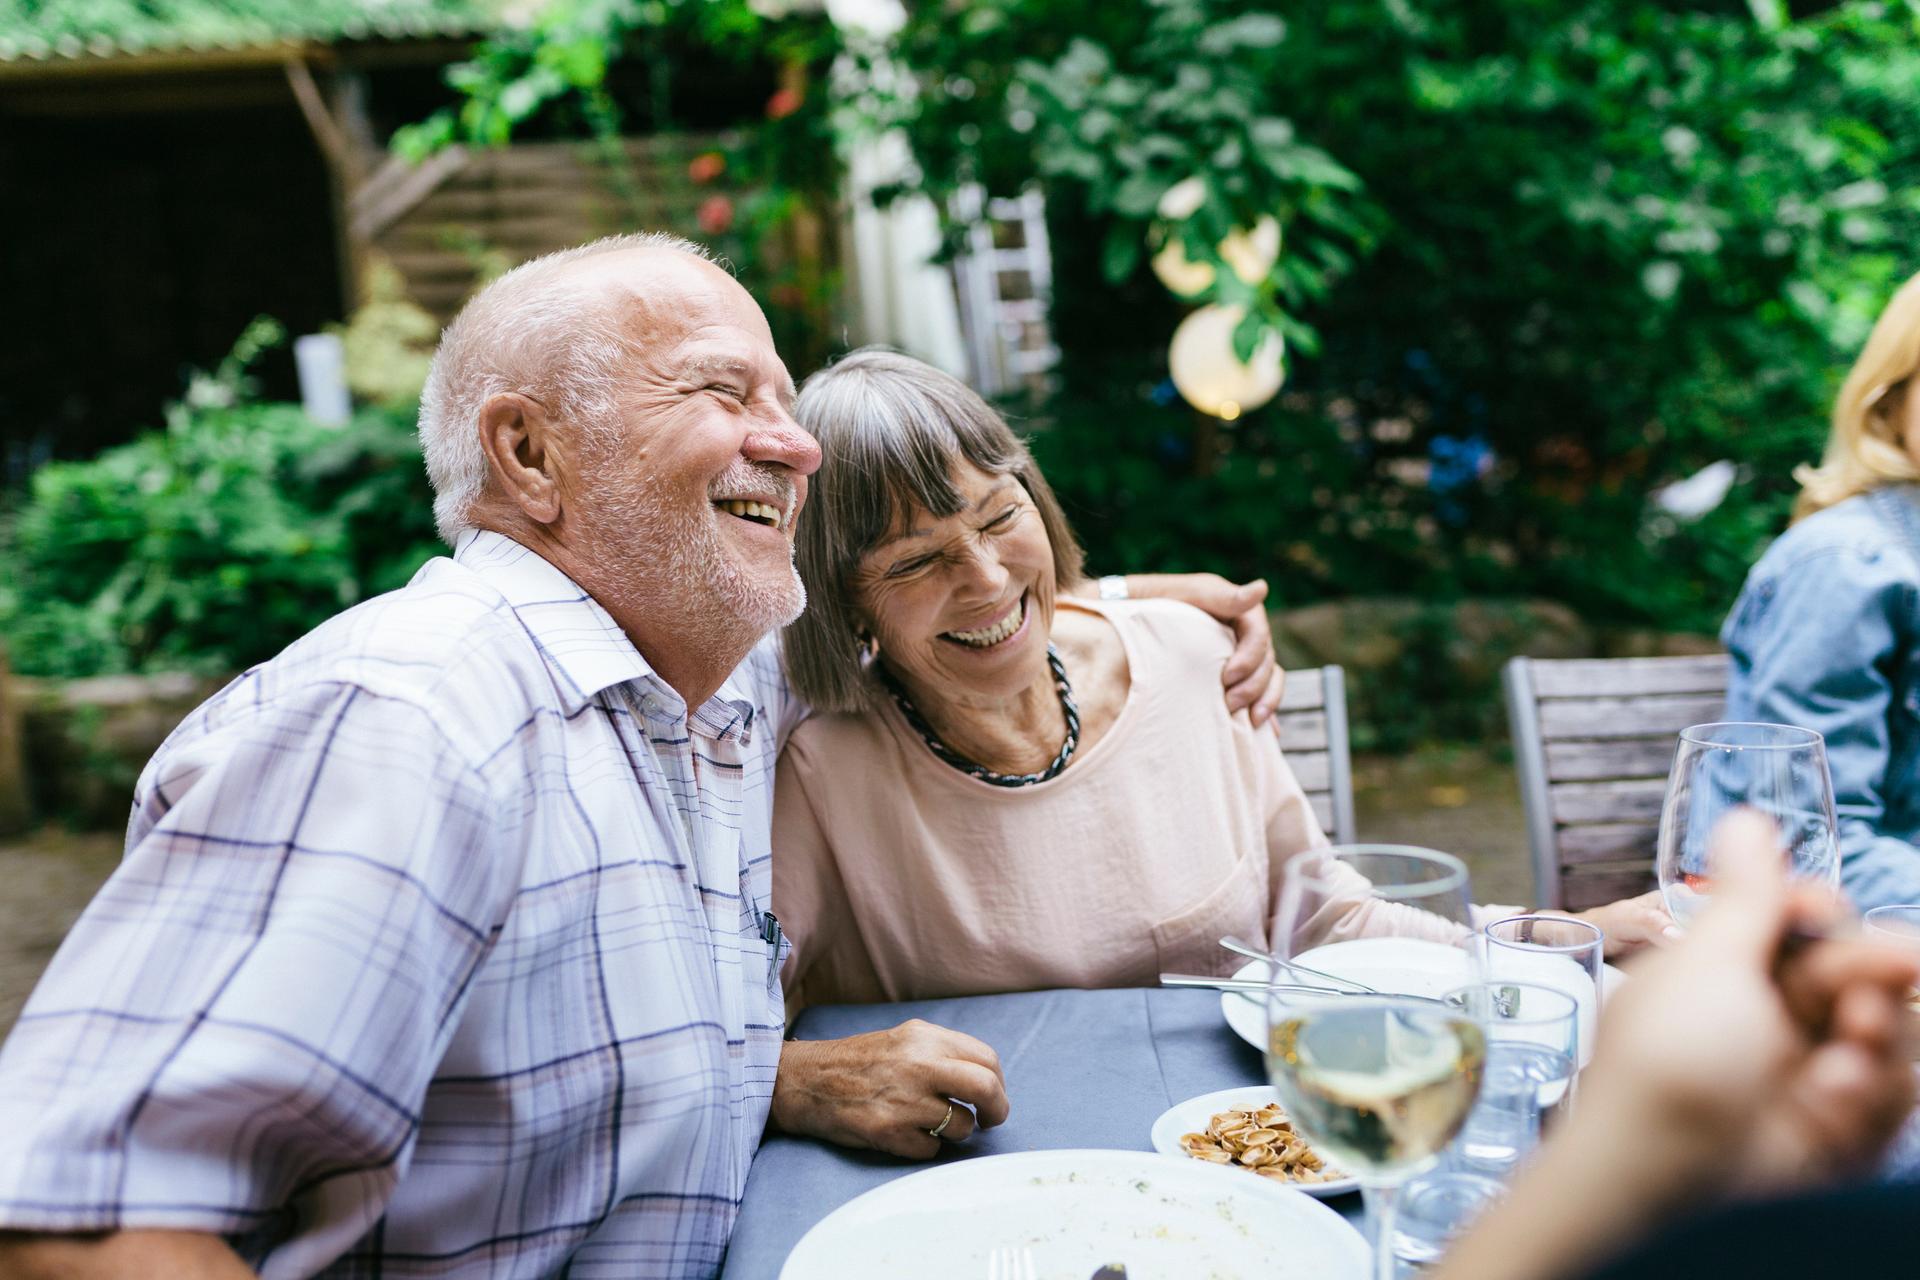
[[0, 0, 761, 474]]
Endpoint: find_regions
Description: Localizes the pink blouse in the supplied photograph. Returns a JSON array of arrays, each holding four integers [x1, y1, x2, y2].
[[774, 599, 1514, 1005]]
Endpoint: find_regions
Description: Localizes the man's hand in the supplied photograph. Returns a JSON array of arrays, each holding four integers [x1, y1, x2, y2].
[[1433, 811, 1920, 1280], [1099, 574, 1284, 724], [771, 1019, 1012, 1160], [1583, 811, 1919, 1195]]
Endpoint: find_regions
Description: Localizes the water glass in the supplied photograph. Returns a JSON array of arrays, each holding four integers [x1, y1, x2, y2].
[[1657, 723, 1839, 927], [1482, 915, 1603, 1068], [1390, 981, 1578, 1271]]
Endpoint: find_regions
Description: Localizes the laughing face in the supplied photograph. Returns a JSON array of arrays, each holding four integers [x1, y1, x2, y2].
[[853, 461, 1059, 711], [567, 251, 821, 645]]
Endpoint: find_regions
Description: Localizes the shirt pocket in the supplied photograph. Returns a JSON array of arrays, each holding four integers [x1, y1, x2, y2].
[[1149, 855, 1268, 981]]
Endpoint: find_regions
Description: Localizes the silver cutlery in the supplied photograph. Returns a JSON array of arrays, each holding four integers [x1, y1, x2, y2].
[[1159, 972, 1358, 996], [1219, 934, 1381, 994], [1162, 971, 1456, 1007]]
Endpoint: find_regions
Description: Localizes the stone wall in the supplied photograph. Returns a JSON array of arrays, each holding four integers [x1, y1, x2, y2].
[[11, 671, 230, 832], [1271, 597, 1720, 750]]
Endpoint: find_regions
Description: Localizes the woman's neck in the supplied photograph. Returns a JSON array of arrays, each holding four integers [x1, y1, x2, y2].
[[890, 646, 1067, 776]]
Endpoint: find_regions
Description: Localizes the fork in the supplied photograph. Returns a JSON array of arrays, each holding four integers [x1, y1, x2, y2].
[[986, 1246, 1038, 1280]]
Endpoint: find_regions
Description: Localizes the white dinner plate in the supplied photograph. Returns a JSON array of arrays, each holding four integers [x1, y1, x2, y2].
[[778, 1148, 1370, 1279], [1148, 1084, 1360, 1198], [1219, 937, 1626, 1064]]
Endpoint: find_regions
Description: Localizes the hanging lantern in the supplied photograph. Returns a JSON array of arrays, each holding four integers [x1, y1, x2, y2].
[[1156, 177, 1208, 221], [1150, 214, 1284, 298], [1168, 304, 1285, 418], [1218, 216, 1282, 285], [1151, 238, 1216, 297]]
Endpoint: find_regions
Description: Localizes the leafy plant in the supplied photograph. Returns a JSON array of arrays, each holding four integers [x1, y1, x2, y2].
[[1, 325, 441, 678]]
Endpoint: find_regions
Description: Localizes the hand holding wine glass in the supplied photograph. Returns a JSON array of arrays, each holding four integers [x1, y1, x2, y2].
[[1432, 810, 1920, 1280]]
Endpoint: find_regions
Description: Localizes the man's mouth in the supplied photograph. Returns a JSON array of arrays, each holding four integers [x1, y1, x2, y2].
[[942, 595, 1026, 649], [714, 498, 787, 531]]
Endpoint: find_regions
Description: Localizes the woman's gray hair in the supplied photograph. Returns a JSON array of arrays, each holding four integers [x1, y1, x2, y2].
[[417, 232, 712, 545], [785, 347, 1085, 713]]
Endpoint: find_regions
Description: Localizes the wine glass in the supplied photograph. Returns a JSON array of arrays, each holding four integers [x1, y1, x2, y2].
[[1656, 723, 1839, 927], [1267, 846, 1486, 1280]]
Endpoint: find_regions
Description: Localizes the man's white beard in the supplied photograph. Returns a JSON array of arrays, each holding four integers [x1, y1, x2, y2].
[[574, 465, 807, 660]]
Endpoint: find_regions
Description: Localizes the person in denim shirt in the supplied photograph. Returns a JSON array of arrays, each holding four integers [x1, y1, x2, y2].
[[1723, 269, 1920, 910]]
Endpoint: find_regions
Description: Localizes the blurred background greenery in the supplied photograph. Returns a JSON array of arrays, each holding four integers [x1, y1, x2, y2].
[[6, 0, 1919, 762]]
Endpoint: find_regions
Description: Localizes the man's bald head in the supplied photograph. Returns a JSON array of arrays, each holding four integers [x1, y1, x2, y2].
[[417, 232, 721, 545]]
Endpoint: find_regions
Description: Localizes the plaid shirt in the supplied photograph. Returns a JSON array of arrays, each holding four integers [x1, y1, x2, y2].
[[0, 531, 800, 1278]]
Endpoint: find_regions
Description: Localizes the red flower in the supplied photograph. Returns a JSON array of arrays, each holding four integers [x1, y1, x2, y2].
[[765, 86, 804, 120], [687, 151, 726, 184], [697, 195, 735, 236]]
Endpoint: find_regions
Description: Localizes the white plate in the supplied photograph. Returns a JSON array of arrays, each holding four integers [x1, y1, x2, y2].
[[1219, 938, 1627, 1064], [1148, 1085, 1360, 1198], [779, 1148, 1370, 1279]]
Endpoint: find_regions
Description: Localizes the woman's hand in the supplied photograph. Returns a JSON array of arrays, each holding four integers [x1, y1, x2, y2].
[[770, 1019, 1011, 1159], [1568, 890, 1682, 959], [1098, 574, 1284, 723]]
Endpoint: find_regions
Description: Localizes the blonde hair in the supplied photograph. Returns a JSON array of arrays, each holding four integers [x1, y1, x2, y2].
[[1794, 269, 1920, 520]]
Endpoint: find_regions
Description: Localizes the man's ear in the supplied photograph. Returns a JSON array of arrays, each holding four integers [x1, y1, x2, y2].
[[478, 392, 564, 525]]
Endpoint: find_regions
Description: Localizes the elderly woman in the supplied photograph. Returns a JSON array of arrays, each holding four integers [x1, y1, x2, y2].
[[1723, 269, 1920, 910], [773, 349, 1668, 1010]]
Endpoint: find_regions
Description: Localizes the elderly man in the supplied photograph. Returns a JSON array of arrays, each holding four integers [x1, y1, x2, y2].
[[0, 234, 1280, 1278]]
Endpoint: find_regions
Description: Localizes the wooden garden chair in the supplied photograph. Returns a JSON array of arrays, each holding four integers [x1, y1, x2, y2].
[[1276, 665, 1358, 846], [1502, 654, 1728, 909]]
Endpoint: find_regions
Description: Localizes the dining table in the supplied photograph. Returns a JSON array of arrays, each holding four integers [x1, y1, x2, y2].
[[719, 986, 1365, 1279]]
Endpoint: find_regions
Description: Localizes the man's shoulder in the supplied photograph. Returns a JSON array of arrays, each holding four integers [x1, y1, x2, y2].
[[188, 556, 558, 760]]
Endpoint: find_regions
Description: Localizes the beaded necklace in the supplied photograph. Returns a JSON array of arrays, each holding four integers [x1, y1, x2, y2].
[[882, 643, 1081, 787]]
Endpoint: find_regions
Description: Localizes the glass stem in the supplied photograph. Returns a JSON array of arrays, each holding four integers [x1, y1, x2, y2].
[[1362, 1178, 1403, 1280]]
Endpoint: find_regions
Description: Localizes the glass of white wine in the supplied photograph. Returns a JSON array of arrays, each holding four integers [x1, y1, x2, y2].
[[1267, 846, 1487, 1280]]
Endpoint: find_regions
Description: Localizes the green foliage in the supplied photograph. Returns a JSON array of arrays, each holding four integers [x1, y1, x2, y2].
[[407, 0, 1920, 646], [0, 0, 497, 56], [907, 1, 1920, 633], [394, 0, 847, 372], [865, 0, 1372, 357], [1, 324, 441, 678]]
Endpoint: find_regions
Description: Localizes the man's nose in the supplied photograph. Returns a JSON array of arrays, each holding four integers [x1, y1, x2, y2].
[[746, 408, 822, 477]]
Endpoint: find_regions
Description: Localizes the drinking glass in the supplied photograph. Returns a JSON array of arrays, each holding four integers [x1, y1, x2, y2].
[[1393, 981, 1580, 1268], [1864, 905, 1920, 943], [1656, 723, 1839, 927], [1267, 846, 1485, 1280], [1482, 915, 1603, 1068]]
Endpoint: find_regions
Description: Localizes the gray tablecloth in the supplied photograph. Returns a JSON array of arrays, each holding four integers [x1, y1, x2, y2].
[[720, 987, 1361, 1279]]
